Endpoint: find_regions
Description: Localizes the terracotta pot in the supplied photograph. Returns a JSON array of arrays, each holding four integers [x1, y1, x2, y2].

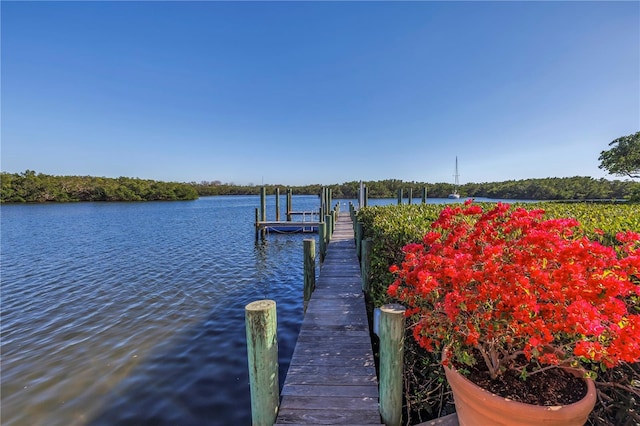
[[443, 357, 596, 426]]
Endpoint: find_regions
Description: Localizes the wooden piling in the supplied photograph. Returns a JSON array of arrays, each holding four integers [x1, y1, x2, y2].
[[255, 208, 260, 241], [379, 303, 406, 426], [361, 238, 371, 295], [245, 300, 279, 426], [331, 210, 337, 234], [303, 239, 316, 313], [356, 221, 363, 254], [408, 188, 413, 205], [287, 188, 292, 221], [397, 189, 403, 205], [422, 186, 427, 204], [260, 187, 267, 222], [319, 221, 327, 262], [364, 186, 369, 207], [275, 188, 281, 222], [325, 214, 333, 242]]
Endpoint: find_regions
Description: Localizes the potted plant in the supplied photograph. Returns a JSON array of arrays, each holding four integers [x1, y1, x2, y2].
[[388, 201, 640, 425]]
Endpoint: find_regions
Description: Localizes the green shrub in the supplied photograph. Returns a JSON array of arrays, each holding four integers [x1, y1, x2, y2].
[[358, 201, 640, 424]]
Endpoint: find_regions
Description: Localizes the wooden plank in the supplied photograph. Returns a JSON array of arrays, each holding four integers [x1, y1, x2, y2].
[[276, 409, 382, 425], [281, 385, 379, 397], [282, 373, 378, 386], [279, 396, 378, 410], [276, 211, 381, 425]]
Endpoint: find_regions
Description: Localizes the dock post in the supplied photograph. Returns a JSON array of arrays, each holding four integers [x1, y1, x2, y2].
[[319, 221, 327, 262], [361, 239, 372, 294], [324, 214, 332, 240], [355, 222, 363, 260], [331, 210, 337, 234], [303, 239, 316, 313], [364, 186, 369, 207], [260, 187, 267, 222], [408, 188, 413, 205], [275, 188, 280, 222], [422, 186, 427, 204], [379, 303, 406, 426], [397, 188, 403, 205], [245, 300, 279, 426], [286, 188, 292, 221], [255, 208, 260, 241]]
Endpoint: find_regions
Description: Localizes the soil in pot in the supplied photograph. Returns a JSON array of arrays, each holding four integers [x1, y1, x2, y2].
[[465, 363, 587, 406]]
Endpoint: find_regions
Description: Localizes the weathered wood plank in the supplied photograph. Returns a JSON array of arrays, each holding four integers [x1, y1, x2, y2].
[[281, 385, 379, 397], [285, 364, 377, 375], [279, 396, 378, 410], [276, 409, 382, 425], [282, 373, 378, 386], [276, 211, 381, 425]]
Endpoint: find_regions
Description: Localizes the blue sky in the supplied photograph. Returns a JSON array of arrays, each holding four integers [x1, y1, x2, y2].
[[2, 1, 638, 186]]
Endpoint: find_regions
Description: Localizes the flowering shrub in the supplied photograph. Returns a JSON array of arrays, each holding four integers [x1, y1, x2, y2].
[[389, 201, 640, 380]]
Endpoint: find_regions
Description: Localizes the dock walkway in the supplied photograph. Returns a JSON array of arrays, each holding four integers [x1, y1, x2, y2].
[[276, 211, 382, 425]]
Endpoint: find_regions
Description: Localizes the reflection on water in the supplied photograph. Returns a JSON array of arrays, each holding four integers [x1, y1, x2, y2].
[[1, 196, 317, 426]]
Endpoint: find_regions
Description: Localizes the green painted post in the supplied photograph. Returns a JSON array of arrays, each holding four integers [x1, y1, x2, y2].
[[422, 187, 427, 204], [325, 214, 333, 243], [303, 239, 316, 313], [260, 187, 267, 222], [379, 303, 406, 426], [397, 188, 403, 205], [245, 300, 279, 426], [275, 188, 280, 222], [255, 208, 260, 241], [355, 222, 363, 259], [408, 188, 413, 205], [319, 222, 327, 262], [331, 210, 337, 234], [361, 238, 371, 294]]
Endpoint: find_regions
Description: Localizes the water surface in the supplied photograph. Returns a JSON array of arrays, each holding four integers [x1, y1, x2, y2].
[[1, 196, 320, 425]]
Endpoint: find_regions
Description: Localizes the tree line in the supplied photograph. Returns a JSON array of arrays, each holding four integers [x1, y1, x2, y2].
[[0, 170, 199, 203], [195, 176, 639, 201], [2, 171, 638, 203]]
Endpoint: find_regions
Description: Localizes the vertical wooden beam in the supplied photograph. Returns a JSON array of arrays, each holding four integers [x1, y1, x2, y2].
[[303, 239, 316, 313], [245, 300, 279, 426], [397, 188, 403, 205], [287, 188, 292, 221], [260, 187, 267, 222], [355, 222, 363, 260], [422, 186, 427, 204], [255, 208, 259, 241], [319, 221, 327, 262], [379, 303, 406, 426], [408, 188, 413, 205], [361, 238, 371, 294], [275, 188, 280, 222], [364, 186, 369, 207], [325, 214, 333, 243]]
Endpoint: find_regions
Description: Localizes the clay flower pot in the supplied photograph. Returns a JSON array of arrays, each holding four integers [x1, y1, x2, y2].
[[443, 360, 597, 426]]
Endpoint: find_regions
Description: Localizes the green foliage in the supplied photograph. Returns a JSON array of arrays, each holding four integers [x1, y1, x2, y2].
[[359, 201, 640, 423], [0, 171, 198, 203], [357, 204, 445, 306], [599, 131, 640, 179], [193, 176, 640, 201]]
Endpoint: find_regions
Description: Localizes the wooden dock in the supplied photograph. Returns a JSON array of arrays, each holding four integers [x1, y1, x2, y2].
[[276, 211, 382, 425]]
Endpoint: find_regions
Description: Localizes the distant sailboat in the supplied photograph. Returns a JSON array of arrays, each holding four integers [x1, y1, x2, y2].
[[448, 157, 461, 199]]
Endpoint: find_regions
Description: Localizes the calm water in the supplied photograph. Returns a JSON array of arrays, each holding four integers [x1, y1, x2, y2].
[[1, 195, 502, 426], [1, 195, 331, 426]]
